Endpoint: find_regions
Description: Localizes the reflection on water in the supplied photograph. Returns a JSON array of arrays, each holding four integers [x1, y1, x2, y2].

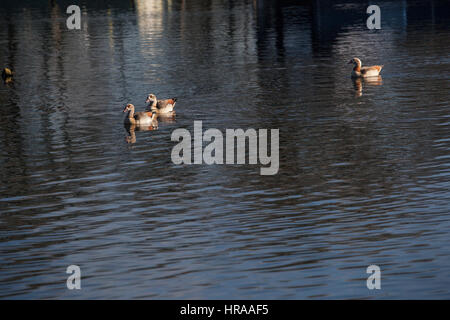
[[353, 76, 383, 97], [0, 0, 450, 299], [125, 123, 158, 145]]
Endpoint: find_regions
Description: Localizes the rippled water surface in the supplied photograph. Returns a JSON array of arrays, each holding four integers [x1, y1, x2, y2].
[[1, 0, 450, 299]]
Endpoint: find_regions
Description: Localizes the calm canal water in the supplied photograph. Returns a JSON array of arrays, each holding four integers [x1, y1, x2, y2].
[[0, 0, 449, 299]]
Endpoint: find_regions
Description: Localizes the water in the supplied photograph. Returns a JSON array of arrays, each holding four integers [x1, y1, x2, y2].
[[0, 0, 449, 299]]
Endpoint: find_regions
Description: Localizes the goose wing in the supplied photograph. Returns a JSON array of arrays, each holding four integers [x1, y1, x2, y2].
[[134, 111, 152, 120], [361, 65, 383, 75], [157, 98, 177, 109]]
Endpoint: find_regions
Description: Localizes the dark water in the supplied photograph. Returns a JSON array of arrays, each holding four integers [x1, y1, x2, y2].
[[1, 0, 450, 299]]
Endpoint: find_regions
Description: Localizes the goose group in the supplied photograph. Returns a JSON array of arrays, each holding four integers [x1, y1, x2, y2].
[[123, 93, 177, 130], [122, 57, 384, 131]]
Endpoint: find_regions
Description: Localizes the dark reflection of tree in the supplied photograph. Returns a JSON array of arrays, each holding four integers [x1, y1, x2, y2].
[[114, 11, 130, 102], [253, 0, 310, 188], [255, 0, 286, 62], [0, 11, 26, 199], [175, 0, 216, 94]]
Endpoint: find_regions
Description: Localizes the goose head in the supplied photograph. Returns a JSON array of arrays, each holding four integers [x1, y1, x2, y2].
[[348, 57, 362, 67], [145, 93, 157, 104], [123, 103, 134, 112]]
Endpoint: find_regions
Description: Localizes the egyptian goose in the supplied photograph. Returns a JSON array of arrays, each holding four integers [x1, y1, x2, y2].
[[145, 94, 177, 114], [123, 104, 158, 128], [349, 58, 383, 78]]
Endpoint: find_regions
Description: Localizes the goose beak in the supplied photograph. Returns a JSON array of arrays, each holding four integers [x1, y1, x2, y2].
[[348, 60, 353, 64]]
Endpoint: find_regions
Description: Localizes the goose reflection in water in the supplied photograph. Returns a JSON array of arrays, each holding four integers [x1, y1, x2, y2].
[[155, 112, 177, 124], [353, 76, 383, 97], [124, 123, 157, 144], [3, 77, 13, 85]]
